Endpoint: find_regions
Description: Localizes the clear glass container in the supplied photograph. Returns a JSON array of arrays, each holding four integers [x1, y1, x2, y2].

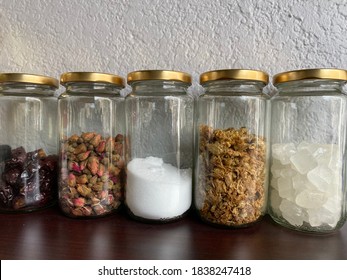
[[269, 68, 347, 233], [194, 69, 269, 227], [58, 72, 125, 218], [0, 73, 59, 212], [125, 70, 194, 222]]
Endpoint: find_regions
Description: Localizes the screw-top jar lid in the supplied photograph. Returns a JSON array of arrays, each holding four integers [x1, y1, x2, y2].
[[127, 70, 192, 85], [60, 72, 125, 88], [273, 68, 347, 85], [200, 69, 269, 84], [0, 73, 59, 88]]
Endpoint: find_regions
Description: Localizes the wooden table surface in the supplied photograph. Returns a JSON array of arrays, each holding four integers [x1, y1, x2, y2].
[[0, 205, 346, 260]]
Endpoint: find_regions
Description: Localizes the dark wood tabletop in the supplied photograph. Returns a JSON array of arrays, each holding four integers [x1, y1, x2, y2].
[[0, 205, 346, 260]]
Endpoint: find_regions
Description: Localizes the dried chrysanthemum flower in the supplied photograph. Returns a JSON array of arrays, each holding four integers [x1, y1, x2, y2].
[[196, 124, 266, 226]]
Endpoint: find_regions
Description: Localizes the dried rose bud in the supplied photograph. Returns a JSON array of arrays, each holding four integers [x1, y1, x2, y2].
[[114, 142, 123, 155], [91, 197, 100, 205], [105, 137, 115, 153], [92, 182, 103, 192], [70, 162, 81, 173], [90, 134, 102, 147], [68, 153, 77, 161], [77, 151, 90, 161], [77, 184, 91, 197], [89, 175, 98, 185], [68, 145, 75, 153], [69, 187, 78, 198], [87, 156, 99, 175], [68, 173, 76, 187], [84, 168, 92, 175], [76, 174, 88, 184], [110, 176, 119, 184], [73, 197, 85, 207], [80, 160, 87, 171], [101, 157, 110, 166], [96, 140, 106, 153], [81, 132, 95, 142], [115, 134, 123, 142], [73, 143, 87, 155], [97, 163, 105, 177], [115, 158, 125, 169], [100, 174, 109, 183], [60, 131, 125, 217], [69, 134, 80, 143], [113, 182, 121, 190], [108, 164, 120, 176], [111, 154, 120, 162], [106, 179, 114, 188]]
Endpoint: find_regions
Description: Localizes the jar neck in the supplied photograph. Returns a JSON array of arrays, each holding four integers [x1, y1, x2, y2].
[[65, 82, 122, 96], [201, 80, 266, 96], [0, 83, 56, 96], [275, 79, 346, 95], [129, 80, 190, 96]]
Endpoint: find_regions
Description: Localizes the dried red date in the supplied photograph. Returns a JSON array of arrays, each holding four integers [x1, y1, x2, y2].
[[0, 146, 58, 212]]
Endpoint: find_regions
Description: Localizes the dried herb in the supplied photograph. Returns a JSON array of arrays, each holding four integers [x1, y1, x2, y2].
[[196, 125, 266, 226]]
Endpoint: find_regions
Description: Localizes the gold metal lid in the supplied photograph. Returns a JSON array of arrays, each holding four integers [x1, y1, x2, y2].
[[0, 73, 59, 88], [127, 70, 192, 84], [273, 68, 347, 84], [60, 72, 125, 87], [200, 69, 269, 84]]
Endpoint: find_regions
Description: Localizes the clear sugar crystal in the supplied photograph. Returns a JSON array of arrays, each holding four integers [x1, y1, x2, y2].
[[277, 177, 294, 199], [307, 165, 335, 193], [272, 143, 296, 165], [307, 207, 339, 228], [290, 149, 317, 174], [269, 189, 282, 216], [270, 142, 343, 229], [295, 190, 327, 209], [279, 199, 306, 226], [270, 159, 283, 178]]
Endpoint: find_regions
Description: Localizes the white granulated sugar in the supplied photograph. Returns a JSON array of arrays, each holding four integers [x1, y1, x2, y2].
[[126, 156, 192, 220]]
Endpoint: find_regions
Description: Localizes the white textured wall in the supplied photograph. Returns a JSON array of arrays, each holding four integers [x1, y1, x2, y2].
[[1, 0, 347, 92]]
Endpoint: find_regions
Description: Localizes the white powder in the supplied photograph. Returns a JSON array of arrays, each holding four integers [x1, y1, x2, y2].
[[126, 156, 192, 220]]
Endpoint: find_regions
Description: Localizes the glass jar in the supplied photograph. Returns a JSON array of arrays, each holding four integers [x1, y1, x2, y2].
[[0, 73, 59, 212], [58, 72, 125, 218], [194, 69, 269, 227], [269, 68, 347, 233], [125, 70, 194, 222]]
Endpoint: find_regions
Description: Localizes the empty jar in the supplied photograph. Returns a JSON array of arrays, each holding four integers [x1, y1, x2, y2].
[[125, 70, 194, 222], [0, 73, 59, 212], [194, 69, 270, 227], [58, 72, 125, 218], [269, 68, 347, 233]]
